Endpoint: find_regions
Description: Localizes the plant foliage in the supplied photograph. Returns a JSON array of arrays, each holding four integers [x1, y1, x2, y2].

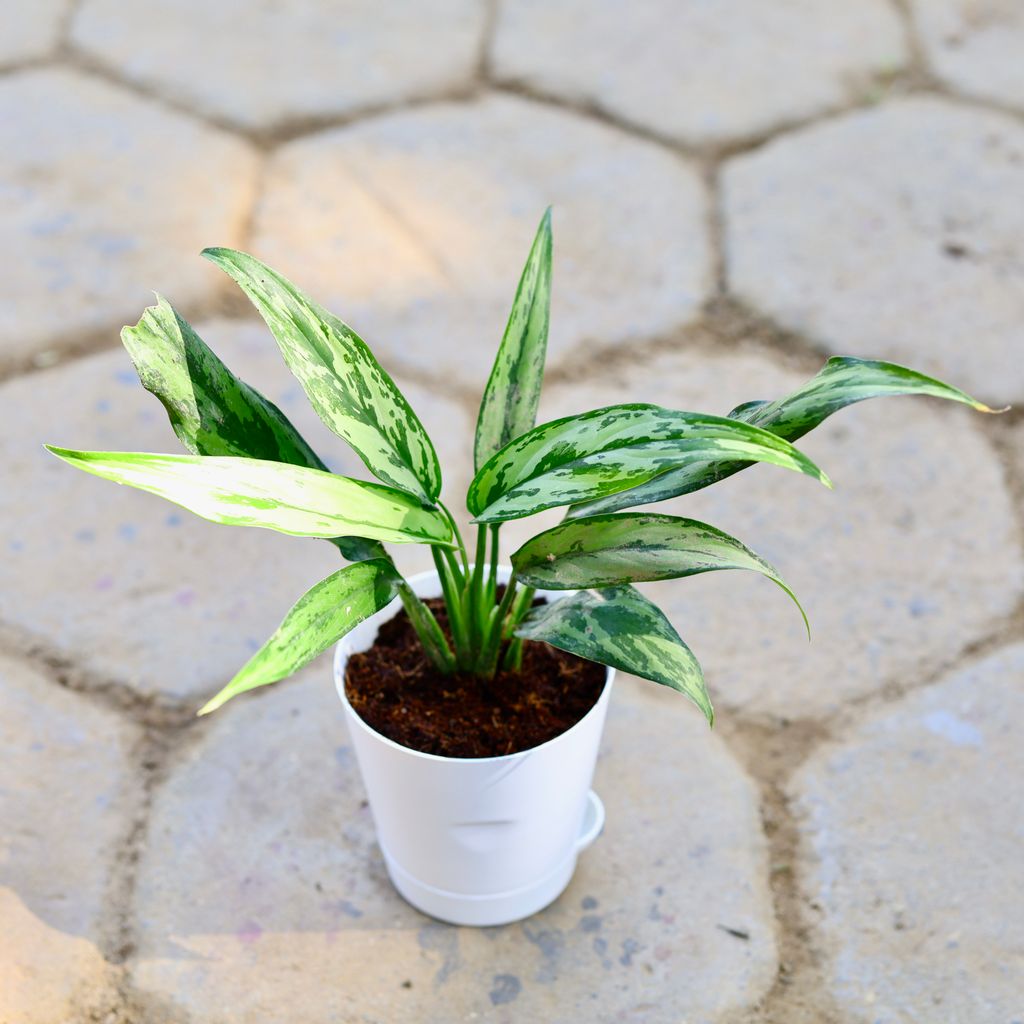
[[49, 210, 999, 725]]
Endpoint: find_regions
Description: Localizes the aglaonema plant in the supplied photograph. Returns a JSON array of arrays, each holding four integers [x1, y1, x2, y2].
[[47, 209, 1000, 725]]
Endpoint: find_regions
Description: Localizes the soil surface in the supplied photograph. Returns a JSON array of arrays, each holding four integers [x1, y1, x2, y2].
[[344, 596, 607, 758]]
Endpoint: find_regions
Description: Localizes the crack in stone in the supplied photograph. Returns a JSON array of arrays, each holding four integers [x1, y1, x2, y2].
[[0, 620, 196, 727], [703, 159, 727, 298], [490, 79, 703, 156], [100, 722, 204, 971], [475, 0, 500, 85], [888, 0, 933, 80], [54, 0, 83, 52], [0, 289, 252, 386], [715, 716, 844, 1024]]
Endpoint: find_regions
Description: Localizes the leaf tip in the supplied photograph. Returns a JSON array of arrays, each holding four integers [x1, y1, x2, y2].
[[200, 246, 237, 268], [196, 695, 223, 717]]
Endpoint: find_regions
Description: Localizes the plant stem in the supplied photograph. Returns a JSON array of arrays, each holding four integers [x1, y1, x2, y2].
[[487, 524, 500, 604], [438, 501, 468, 576], [499, 584, 535, 673], [441, 544, 465, 589], [509, 584, 536, 626], [431, 546, 472, 667], [481, 575, 518, 676], [398, 580, 455, 673], [329, 540, 454, 673], [466, 525, 488, 659]]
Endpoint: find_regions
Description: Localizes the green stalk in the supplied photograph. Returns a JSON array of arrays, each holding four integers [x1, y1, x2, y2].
[[481, 575, 519, 677], [509, 584, 535, 626], [487, 524, 500, 605], [501, 636, 524, 672], [500, 584, 535, 672], [441, 544, 465, 589], [432, 546, 470, 668], [439, 501, 469, 577], [329, 539, 454, 673], [466, 525, 488, 663], [398, 580, 455, 673]]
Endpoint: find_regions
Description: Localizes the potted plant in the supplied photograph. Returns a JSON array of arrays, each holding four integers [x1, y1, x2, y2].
[[48, 210, 998, 926]]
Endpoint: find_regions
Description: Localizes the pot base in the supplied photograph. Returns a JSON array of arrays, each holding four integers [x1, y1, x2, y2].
[[381, 790, 606, 927]]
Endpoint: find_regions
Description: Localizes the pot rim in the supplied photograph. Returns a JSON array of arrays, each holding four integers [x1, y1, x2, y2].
[[334, 567, 615, 766]]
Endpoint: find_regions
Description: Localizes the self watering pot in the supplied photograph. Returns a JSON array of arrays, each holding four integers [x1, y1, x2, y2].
[[334, 567, 614, 927]]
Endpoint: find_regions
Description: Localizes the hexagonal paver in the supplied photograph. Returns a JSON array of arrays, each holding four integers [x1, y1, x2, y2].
[[790, 643, 1024, 1021], [252, 94, 711, 388], [491, 0, 907, 148], [0, 317, 471, 703], [0, 0, 67, 65], [130, 668, 775, 1022], [524, 343, 1021, 719], [0, 652, 138, 1022], [724, 96, 1024, 407], [0, 68, 257, 368], [912, 0, 1024, 111], [71, 0, 486, 132]]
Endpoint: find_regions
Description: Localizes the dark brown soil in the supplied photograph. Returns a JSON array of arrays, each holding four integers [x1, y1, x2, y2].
[[344, 596, 607, 758]]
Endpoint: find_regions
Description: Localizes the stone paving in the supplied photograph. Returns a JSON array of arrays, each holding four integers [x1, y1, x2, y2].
[[1, 3, 1022, 1023]]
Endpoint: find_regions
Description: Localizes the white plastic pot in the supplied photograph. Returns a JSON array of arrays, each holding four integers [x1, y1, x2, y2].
[[334, 567, 614, 927]]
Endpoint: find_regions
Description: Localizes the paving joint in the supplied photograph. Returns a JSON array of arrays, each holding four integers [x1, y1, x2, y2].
[[888, 0, 931, 79], [475, 0, 500, 84], [100, 722, 200, 1023], [488, 79, 703, 156], [717, 716, 842, 1024], [0, 288, 252, 386], [0, 620, 198, 729]]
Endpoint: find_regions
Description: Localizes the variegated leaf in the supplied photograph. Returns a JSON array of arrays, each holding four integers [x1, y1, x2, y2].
[[44, 448, 451, 545], [511, 512, 807, 635], [474, 209, 552, 472], [570, 357, 998, 518], [203, 248, 441, 504], [516, 585, 712, 724], [198, 558, 401, 715], [121, 297, 385, 563], [467, 404, 831, 523], [733, 355, 999, 438], [122, 295, 326, 467]]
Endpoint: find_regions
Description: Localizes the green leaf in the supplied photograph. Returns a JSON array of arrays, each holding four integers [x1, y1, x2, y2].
[[511, 512, 807, 636], [202, 248, 441, 504], [474, 209, 553, 472], [516, 585, 712, 725], [468, 404, 831, 523], [121, 295, 327, 467], [44, 448, 452, 545], [198, 558, 401, 715], [570, 357, 1000, 518], [732, 355, 1002, 440], [121, 297, 386, 564]]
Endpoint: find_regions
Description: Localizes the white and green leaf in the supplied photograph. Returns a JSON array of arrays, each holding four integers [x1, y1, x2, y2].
[[516, 585, 713, 724], [474, 209, 552, 472], [468, 404, 831, 523], [45, 448, 452, 545], [511, 512, 807, 636], [121, 295, 327, 468], [198, 558, 401, 715], [203, 248, 441, 504], [732, 355, 1001, 440], [121, 297, 385, 563], [570, 357, 999, 518]]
